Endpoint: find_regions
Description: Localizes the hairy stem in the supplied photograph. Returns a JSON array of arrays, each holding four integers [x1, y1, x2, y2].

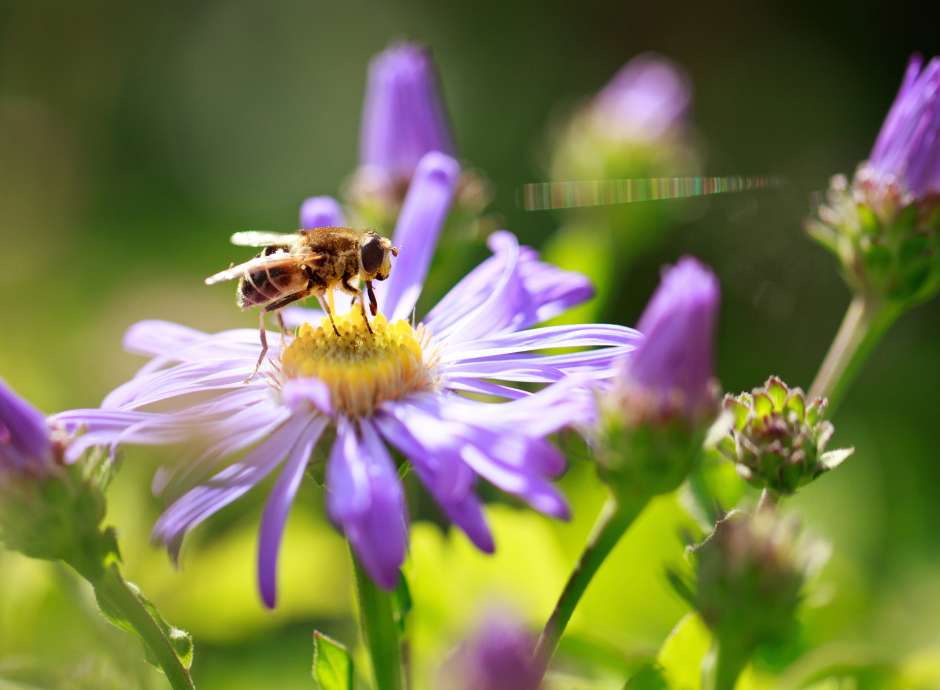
[[535, 492, 650, 667], [351, 552, 403, 690], [93, 564, 195, 690], [809, 294, 900, 413]]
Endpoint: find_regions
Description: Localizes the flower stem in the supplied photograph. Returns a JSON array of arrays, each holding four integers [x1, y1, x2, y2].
[[535, 492, 650, 666], [351, 552, 403, 690], [809, 294, 900, 413], [701, 638, 751, 690], [93, 564, 195, 690]]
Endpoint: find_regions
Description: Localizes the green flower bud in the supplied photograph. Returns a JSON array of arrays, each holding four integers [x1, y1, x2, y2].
[[807, 170, 940, 308], [671, 508, 826, 650], [716, 376, 853, 496]]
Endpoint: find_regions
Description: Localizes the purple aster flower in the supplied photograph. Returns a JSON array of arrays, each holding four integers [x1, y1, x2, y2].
[[300, 195, 346, 230], [55, 152, 640, 608], [441, 611, 543, 690], [359, 43, 454, 183], [866, 54, 940, 201], [590, 53, 691, 142], [0, 379, 54, 477], [617, 256, 719, 420]]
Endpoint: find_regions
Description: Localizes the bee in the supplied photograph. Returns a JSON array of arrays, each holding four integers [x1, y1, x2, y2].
[[205, 227, 399, 377]]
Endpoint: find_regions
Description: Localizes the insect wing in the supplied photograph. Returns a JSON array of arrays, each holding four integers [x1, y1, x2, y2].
[[205, 252, 301, 285], [230, 231, 300, 247]]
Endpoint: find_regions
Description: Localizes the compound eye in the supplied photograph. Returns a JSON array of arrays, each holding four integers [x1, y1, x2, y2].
[[360, 236, 385, 274]]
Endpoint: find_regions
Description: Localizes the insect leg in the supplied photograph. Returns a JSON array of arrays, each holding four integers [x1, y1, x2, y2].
[[366, 280, 378, 316], [247, 311, 268, 382], [358, 286, 374, 335], [317, 294, 341, 336], [276, 310, 288, 348]]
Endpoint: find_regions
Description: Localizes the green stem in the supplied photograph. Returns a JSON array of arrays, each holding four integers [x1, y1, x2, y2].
[[809, 294, 900, 414], [535, 492, 650, 666], [351, 552, 403, 690], [701, 638, 752, 690], [93, 564, 195, 690]]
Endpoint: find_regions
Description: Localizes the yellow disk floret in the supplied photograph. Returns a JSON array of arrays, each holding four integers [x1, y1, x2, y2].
[[280, 308, 433, 417]]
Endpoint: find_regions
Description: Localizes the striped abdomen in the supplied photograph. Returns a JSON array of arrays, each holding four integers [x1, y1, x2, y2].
[[236, 247, 308, 309]]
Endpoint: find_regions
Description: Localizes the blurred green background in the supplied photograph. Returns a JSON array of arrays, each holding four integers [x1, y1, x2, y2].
[[2, 1, 939, 688]]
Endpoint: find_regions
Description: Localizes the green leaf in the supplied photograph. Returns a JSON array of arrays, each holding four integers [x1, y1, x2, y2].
[[657, 614, 711, 690], [392, 572, 413, 634], [312, 631, 354, 690], [623, 663, 669, 690]]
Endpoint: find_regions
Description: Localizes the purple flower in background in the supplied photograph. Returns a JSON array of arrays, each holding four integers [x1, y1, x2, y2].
[[442, 611, 543, 690], [360, 43, 455, 182], [591, 53, 691, 142], [617, 256, 719, 420], [300, 195, 346, 230], [866, 55, 940, 201], [55, 152, 640, 607], [0, 379, 54, 477]]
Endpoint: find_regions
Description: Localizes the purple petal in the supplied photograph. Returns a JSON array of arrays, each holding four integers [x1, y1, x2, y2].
[[282, 377, 332, 416], [258, 417, 327, 608], [375, 152, 460, 321], [0, 379, 51, 472], [300, 195, 346, 230], [152, 415, 313, 557], [327, 419, 408, 589], [280, 306, 325, 329], [376, 409, 494, 553], [424, 232, 595, 343], [441, 323, 641, 362]]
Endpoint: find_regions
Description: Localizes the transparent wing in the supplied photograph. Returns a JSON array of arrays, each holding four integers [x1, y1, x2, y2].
[[205, 252, 301, 285], [230, 231, 299, 247]]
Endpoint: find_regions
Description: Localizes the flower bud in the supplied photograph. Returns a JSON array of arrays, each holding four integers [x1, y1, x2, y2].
[[344, 42, 491, 235], [671, 508, 826, 650], [0, 380, 115, 580], [441, 611, 542, 690], [596, 257, 720, 499], [717, 376, 852, 496], [807, 56, 940, 307]]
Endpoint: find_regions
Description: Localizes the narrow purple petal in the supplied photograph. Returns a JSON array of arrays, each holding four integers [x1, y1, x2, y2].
[[282, 377, 332, 415], [375, 152, 460, 321], [327, 419, 408, 589], [258, 417, 327, 608], [440, 323, 641, 362], [0, 378, 51, 467], [375, 409, 494, 552], [280, 306, 325, 329], [300, 195, 346, 230]]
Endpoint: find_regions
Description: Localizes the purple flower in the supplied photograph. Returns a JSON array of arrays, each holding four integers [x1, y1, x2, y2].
[[591, 53, 691, 142], [0, 379, 53, 477], [359, 43, 455, 182], [442, 611, 543, 690], [867, 55, 940, 200], [300, 195, 346, 230], [618, 256, 719, 418], [55, 152, 639, 608]]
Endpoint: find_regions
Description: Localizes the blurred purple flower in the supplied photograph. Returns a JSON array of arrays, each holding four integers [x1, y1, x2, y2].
[[867, 55, 940, 200], [0, 379, 53, 477], [300, 195, 346, 230], [619, 256, 719, 417], [360, 43, 455, 182], [55, 152, 639, 608], [591, 53, 691, 141], [443, 612, 543, 690]]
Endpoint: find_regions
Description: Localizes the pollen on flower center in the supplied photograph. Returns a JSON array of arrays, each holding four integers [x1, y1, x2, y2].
[[280, 308, 434, 417]]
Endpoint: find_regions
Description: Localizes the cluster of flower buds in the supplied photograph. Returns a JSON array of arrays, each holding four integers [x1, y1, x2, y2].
[[596, 257, 721, 500], [342, 42, 490, 235], [671, 508, 826, 653], [717, 376, 853, 496], [808, 56, 940, 308]]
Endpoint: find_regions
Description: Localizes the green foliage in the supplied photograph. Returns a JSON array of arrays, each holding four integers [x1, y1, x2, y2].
[[312, 631, 354, 690]]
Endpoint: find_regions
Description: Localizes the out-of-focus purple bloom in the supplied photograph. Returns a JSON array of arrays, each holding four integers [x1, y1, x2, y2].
[[620, 256, 719, 417], [55, 152, 640, 608], [591, 53, 691, 142], [360, 43, 455, 182], [0, 379, 53, 476], [442, 612, 543, 690], [867, 55, 940, 200], [300, 195, 346, 230]]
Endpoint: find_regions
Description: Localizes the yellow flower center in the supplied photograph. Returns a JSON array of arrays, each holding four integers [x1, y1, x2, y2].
[[280, 308, 434, 417]]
